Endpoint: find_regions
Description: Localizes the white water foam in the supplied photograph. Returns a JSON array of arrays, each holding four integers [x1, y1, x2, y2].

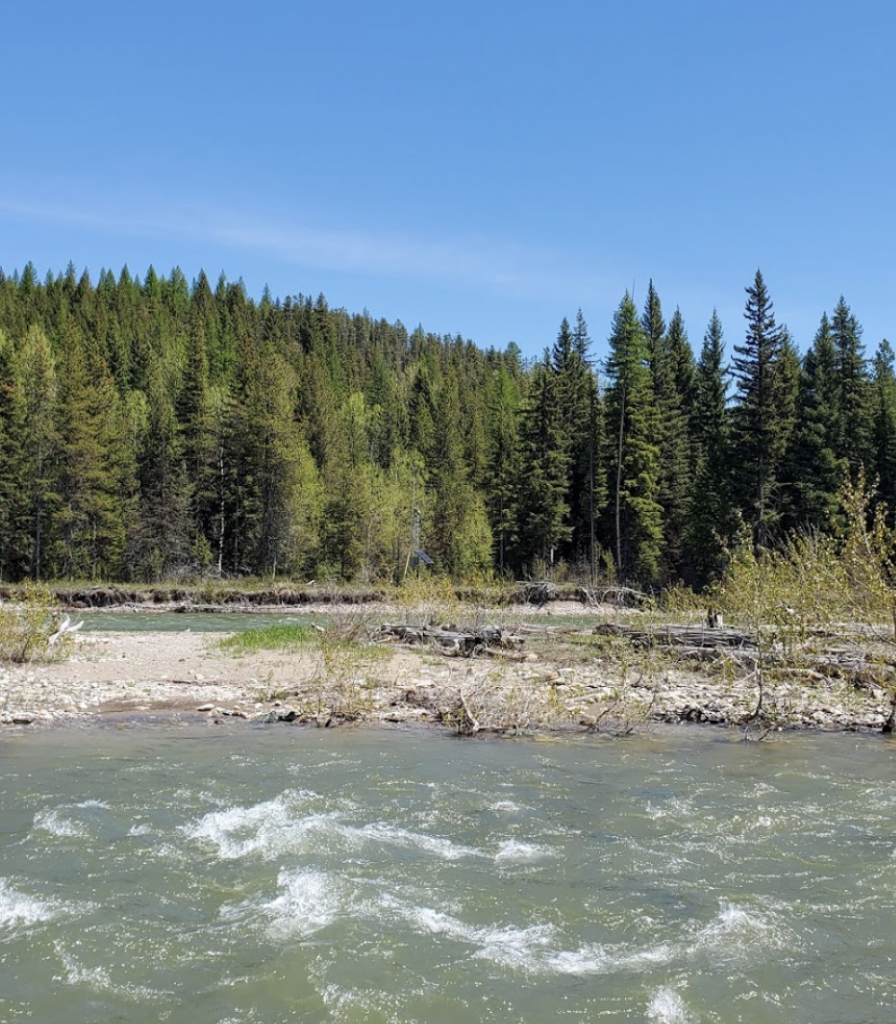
[[646, 796, 696, 821], [54, 942, 165, 1000], [33, 808, 86, 838], [546, 900, 789, 976], [187, 790, 488, 864], [380, 894, 788, 978], [351, 821, 481, 861], [264, 869, 343, 939], [689, 900, 788, 960], [489, 799, 521, 812], [647, 987, 697, 1024], [222, 868, 344, 940], [494, 839, 551, 864], [0, 878, 58, 934], [184, 790, 340, 860], [378, 893, 556, 970]]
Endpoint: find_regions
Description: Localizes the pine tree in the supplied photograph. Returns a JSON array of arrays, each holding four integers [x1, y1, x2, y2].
[[776, 327, 801, 488], [15, 325, 59, 579], [731, 270, 789, 545], [51, 318, 134, 578], [514, 353, 571, 572], [646, 294, 693, 578], [178, 296, 217, 566], [641, 281, 666, 371], [134, 355, 192, 579], [485, 364, 521, 575], [782, 314, 842, 528], [553, 311, 601, 570], [0, 329, 25, 579], [427, 373, 492, 576], [407, 359, 438, 464], [229, 340, 308, 576], [685, 311, 734, 584], [831, 296, 874, 475], [605, 294, 662, 582], [320, 391, 376, 579], [872, 340, 896, 506]]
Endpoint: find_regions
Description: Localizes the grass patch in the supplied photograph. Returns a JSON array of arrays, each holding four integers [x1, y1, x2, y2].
[[219, 624, 317, 654]]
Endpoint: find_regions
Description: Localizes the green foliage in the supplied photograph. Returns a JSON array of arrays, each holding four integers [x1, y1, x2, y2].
[[832, 296, 874, 474], [0, 583, 75, 663], [605, 293, 662, 582], [0, 259, 892, 597], [485, 364, 521, 574], [731, 270, 793, 545], [514, 353, 571, 571], [783, 313, 843, 530], [710, 472, 896, 628], [872, 340, 896, 506], [644, 288, 693, 578], [685, 310, 734, 584]]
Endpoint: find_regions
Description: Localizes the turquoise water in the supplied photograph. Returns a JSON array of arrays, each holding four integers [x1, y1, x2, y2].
[[75, 609, 604, 633], [78, 611, 329, 633], [1, 725, 895, 1023]]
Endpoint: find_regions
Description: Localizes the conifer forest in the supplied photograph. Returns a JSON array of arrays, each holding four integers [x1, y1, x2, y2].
[[0, 262, 891, 590]]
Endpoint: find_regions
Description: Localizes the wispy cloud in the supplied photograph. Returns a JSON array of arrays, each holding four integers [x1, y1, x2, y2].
[[0, 197, 609, 303]]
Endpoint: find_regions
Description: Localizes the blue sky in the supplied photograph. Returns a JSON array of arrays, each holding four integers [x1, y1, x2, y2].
[[2, 1, 893, 363]]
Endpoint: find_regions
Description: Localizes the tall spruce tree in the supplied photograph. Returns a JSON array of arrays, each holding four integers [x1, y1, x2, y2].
[[134, 355, 192, 579], [514, 352, 571, 572], [15, 325, 59, 579], [831, 296, 874, 475], [52, 320, 134, 578], [553, 311, 603, 570], [485, 364, 521, 575], [646, 296, 694, 579], [782, 313, 842, 529], [427, 373, 492, 576], [731, 270, 789, 545], [178, 295, 217, 566], [229, 340, 307, 576], [574, 311, 607, 582], [872, 340, 896, 506], [605, 294, 662, 582], [321, 392, 377, 578], [685, 311, 734, 585], [0, 329, 25, 579]]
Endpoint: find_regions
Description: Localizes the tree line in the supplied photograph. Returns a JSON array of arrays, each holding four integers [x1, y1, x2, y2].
[[0, 262, 892, 588]]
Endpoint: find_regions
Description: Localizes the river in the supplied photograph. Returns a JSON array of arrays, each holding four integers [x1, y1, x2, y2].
[[1, 724, 894, 1023]]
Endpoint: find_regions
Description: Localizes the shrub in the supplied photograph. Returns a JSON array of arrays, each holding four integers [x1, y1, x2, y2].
[[0, 583, 77, 663]]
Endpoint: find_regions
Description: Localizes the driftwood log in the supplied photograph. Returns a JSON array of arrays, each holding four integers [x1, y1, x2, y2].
[[593, 623, 756, 648], [579, 586, 648, 608], [373, 624, 524, 656]]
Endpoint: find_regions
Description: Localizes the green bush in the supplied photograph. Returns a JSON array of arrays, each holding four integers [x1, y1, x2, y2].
[[0, 583, 77, 663]]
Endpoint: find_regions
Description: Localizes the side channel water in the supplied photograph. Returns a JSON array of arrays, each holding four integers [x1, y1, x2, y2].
[[77, 611, 331, 633], [1, 725, 895, 1023]]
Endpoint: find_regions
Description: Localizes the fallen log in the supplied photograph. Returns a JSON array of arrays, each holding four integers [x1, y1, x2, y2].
[[579, 586, 648, 608], [373, 624, 524, 655], [593, 623, 756, 648]]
